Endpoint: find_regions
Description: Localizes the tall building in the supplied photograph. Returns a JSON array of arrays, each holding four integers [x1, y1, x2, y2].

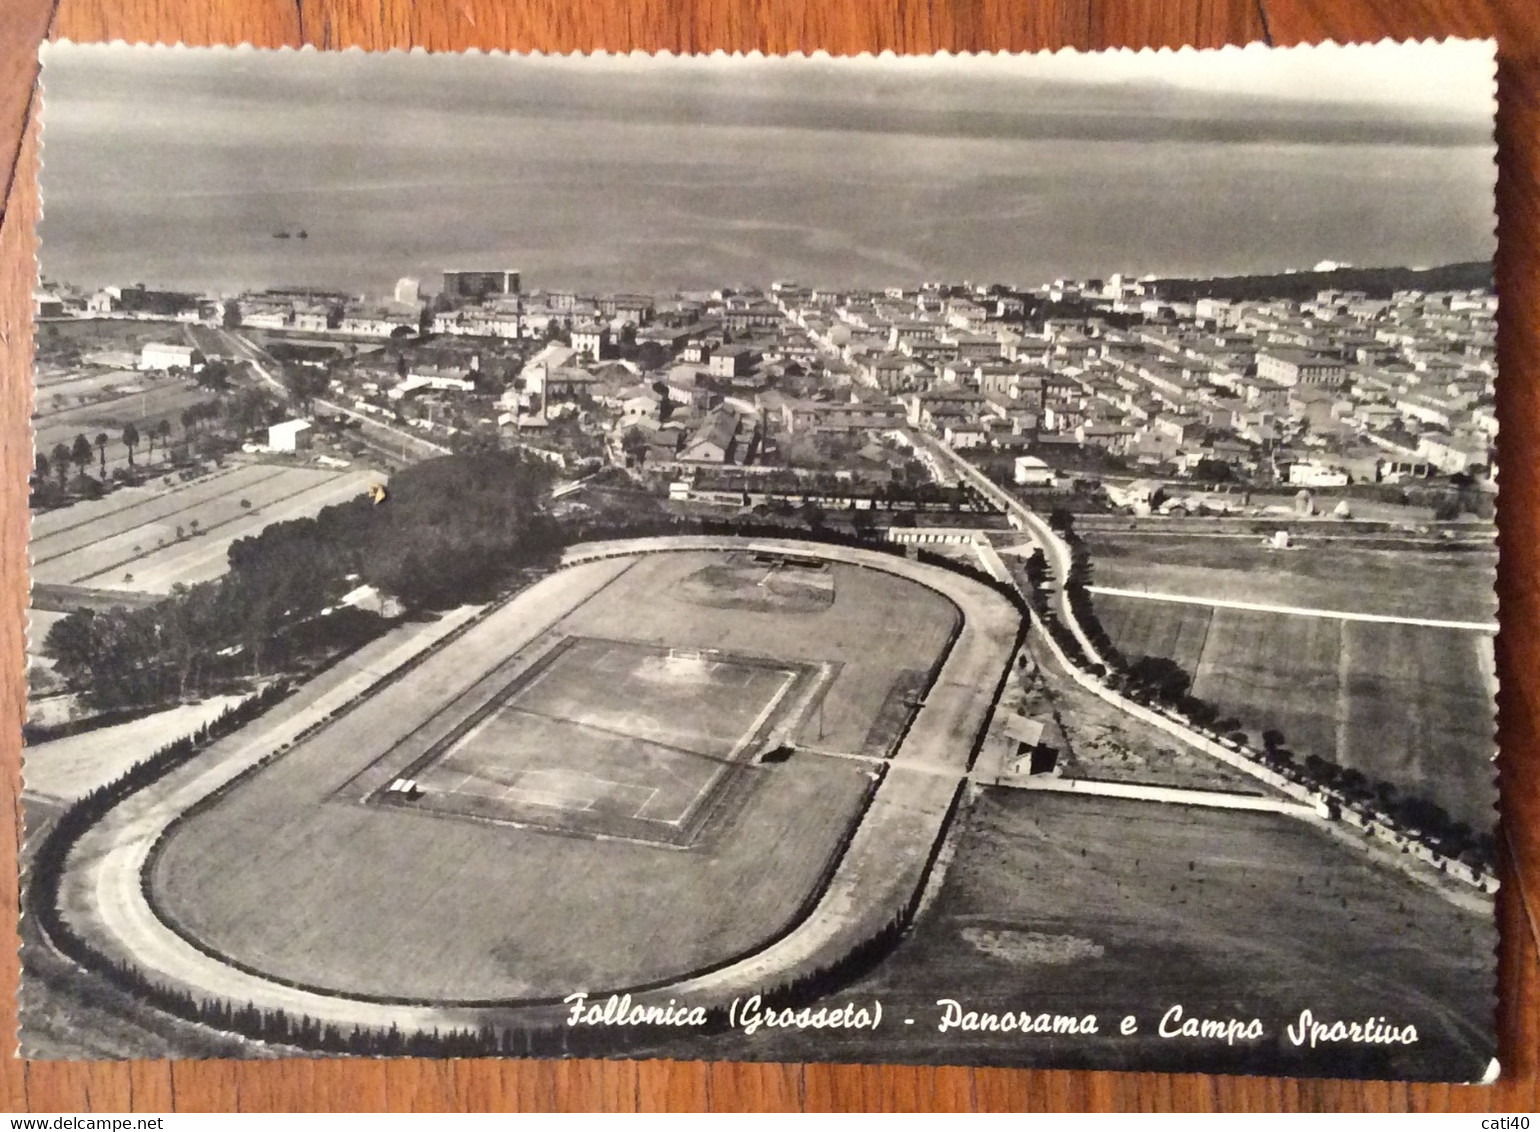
[[394, 277, 421, 305], [441, 269, 521, 300]]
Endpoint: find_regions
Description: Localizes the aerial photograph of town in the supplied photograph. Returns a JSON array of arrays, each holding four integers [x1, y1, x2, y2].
[[20, 41, 1500, 1080]]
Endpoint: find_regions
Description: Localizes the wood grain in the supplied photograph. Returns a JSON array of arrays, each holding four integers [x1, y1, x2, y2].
[[2, 0, 1535, 1112]]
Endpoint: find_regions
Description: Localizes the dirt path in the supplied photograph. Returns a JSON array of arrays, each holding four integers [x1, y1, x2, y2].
[[1086, 585, 1498, 633]]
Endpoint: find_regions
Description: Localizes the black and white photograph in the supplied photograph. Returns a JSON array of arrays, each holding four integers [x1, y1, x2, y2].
[[20, 40, 1500, 1081]]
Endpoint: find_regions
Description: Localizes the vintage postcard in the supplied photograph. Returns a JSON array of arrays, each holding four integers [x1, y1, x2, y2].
[[20, 40, 1500, 1081]]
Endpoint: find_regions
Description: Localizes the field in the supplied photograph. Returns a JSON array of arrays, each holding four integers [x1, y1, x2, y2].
[[147, 549, 960, 1002], [30, 461, 380, 594], [677, 553, 836, 614], [362, 636, 817, 846], [1081, 532, 1497, 624], [23, 695, 245, 802], [1092, 596, 1497, 830], [683, 790, 1495, 1079], [34, 379, 212, 481], [34, 366, 159, 407], [35, 317, 188, 351], [1012, 631, 1274, 795]]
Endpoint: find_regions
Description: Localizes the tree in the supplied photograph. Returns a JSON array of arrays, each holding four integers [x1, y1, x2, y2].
[[281, 366, 328, 414], [620, 426, 649, 467], [33, 451, 48, 483], [1125, 656, 1191, 704], [94, 432, 109, 477], [51, 442, 71, 487], [122, 422, 140, 468], [1192, 458, 1233, 483], [155, 419, 172, 460], [635, 341, 670, 373], [222, 388, 275, 438], [70, 434, 93, 477], [194, 359, 231, 391]]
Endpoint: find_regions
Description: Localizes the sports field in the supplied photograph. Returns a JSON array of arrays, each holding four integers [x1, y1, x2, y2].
[[1093, 593, 1496, 829], [675, 553, 836, 614], [31, 462, 380, 594], [368, 637, 815, 845], [147, 549, 961, 1001]]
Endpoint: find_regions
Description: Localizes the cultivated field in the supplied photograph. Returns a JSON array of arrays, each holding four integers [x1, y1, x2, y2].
[[24, 695, 245, 802], [31, 461, 380, 594], [34, 367, 158, 407], [1093, 594, 1497, 830], [692, 790, 1495, 1079], [34, 381, 212, 479], [35, 317, 188, 352], [1081, 532, 1497, 624], [146, 549, 960, 1002]]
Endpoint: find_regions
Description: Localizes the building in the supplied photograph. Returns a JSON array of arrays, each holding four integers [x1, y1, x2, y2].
[[944, 423, 988, 449], [138, 342, 201, 372], [598, 293, 656, 323], [292, 305, 339, 333], [390, 365, 478, 399], [1014, 455, 1057, 487], [1287, 461, 1350, 488], [268, 419, 313, 452], [999, 713, 1057, 777], [339, 309, 423, 338], [394, 277, 422, 305], [441, 269, 520, 300], [571, 324, 614, 360], [781, 399, 905, 435], [1256, 348, 1347, 389], [709, 345, 758, 379], [679, 408, 753, 464]]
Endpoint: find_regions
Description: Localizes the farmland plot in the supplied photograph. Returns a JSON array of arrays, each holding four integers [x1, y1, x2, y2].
[[1092, 594, 1496, 829]]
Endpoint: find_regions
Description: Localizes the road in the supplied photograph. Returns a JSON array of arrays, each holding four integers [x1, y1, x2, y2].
[[215, 328, 451, 460], [906, 430, 1110, 665]]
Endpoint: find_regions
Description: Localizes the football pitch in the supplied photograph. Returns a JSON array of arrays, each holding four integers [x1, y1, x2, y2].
[[370, 637, 819, 845]]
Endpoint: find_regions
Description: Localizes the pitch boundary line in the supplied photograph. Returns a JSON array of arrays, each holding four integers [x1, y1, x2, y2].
[[1086, 585, 1497, 632]]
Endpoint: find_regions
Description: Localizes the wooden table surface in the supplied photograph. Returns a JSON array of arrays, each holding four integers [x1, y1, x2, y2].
[[1, 0, 1536, 1113]]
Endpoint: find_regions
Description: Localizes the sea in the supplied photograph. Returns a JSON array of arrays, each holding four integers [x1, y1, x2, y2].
[[34, 56, 1498, 299]]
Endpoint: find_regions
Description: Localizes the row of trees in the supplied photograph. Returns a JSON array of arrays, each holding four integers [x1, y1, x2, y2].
[[33, 420, 179, 486]]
